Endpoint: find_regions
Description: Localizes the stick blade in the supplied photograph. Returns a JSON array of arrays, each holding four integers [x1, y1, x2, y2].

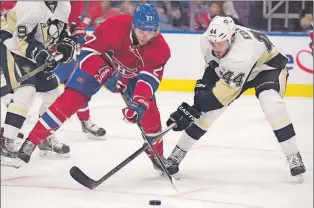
[[69, 166, 97, 189]]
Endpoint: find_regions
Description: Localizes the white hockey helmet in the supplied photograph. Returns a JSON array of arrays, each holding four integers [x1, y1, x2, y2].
[[203, 16, 236, 44]]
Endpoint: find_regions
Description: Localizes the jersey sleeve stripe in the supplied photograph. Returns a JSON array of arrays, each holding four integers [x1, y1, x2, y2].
[[138, 73, 159, 92], [140, 71, 160, 84], [79, 52, 96, 68], [40, 111, 61, 130], [81, 47, 101, 55]]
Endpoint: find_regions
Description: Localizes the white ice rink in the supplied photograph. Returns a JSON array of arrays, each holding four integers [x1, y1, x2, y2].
[[1, 89, 313, 208]]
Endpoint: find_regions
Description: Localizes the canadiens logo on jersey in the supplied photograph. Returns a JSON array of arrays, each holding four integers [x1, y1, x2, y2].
[[105, 50, 139, 79], [40, 18, 66, 49]]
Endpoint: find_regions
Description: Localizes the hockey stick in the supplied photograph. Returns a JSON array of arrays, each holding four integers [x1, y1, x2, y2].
[[11, 53, 63, 89], [12, 26, 64, 88], [69, 123, 176, 189], [120, 93, 176, 189], [11, 22, 68, 89], [136, 122, 177, 189], [17, 63, 50, 83]]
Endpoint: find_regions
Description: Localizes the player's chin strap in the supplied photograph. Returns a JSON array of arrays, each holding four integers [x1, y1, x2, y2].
[[120, 92, 177, 189]]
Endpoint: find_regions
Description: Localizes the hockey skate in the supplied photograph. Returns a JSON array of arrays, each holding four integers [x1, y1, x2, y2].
[[15, 138, 37, 168], [146, 150, 180, 180], [287, 152, 306, 183], [80, 119, 106, 140], [165, 145, 189, 178], [38, 134, 70, 158], [0, 128, 24, 166]]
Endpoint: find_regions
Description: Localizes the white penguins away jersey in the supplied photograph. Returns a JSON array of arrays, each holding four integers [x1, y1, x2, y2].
[[3, 1, 71, 59], [200, 25, 287, 105]]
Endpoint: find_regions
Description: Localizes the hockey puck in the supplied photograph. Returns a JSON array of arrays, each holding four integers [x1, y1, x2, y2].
[[149, 200, 161, 205]]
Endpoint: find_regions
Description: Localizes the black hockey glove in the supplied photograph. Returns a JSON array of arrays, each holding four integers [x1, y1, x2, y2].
[[166, 102, 201, 131], [56, 36, 77, 63], [32, 49, 58, 72]]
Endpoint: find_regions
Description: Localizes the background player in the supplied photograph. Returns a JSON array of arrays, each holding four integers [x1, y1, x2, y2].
[[165, 16, 306, 182], [13, 4, 173, 175], [0, 1, 76, 164]]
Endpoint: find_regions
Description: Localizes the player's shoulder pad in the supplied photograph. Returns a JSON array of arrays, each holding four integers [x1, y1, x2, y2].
[[143, 33, 171, 66], [15, 2, 38, 14], [222, 37, 256, 70], [15, 2, 46, 22]]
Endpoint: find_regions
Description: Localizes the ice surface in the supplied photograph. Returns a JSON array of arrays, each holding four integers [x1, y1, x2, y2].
[[1, 90, 313, 208]]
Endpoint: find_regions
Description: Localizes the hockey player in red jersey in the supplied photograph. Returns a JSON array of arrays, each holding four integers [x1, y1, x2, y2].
[[68, 1, 87, 44], [68, 1, 84, 27], [13, 4, 174, 174], [54, 1, 107, 140]]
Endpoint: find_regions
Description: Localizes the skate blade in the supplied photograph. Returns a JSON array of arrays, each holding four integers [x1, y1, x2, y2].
[[38, 150, 71, 158], [293, 174, 304, 184], [1, 156, 22, 169], [1, 156, 17, 167], [158, 170, 181, 180], [13, 159, 24, 169], [86, 133, 106, 140]]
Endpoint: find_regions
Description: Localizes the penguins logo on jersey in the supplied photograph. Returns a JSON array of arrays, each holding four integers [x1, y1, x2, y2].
[[40, 18, 66, 49]]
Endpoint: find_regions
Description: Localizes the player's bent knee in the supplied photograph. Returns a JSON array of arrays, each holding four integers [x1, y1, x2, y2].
[[8, 86, 36, 117], [5, 86, 36, 129], [185, 123, 207, 140], [183, 107, 226, 140], [40, 88, 61, 105], [40, 88, 88, 132], [55, 88, 88, 118], [39, 88, 61, 116], [66, 67, 102, 99], [255, 69, 287, 98], [258, 89, 291, 130]]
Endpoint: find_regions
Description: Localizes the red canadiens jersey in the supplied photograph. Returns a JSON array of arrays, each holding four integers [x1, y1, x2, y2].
[[80, 14, 171, 100], [69, 1, 85, 27]]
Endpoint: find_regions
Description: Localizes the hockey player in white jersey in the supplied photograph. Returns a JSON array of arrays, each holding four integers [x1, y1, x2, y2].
[[164, 16, 306, 181], [0, 1, 77, 164]]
